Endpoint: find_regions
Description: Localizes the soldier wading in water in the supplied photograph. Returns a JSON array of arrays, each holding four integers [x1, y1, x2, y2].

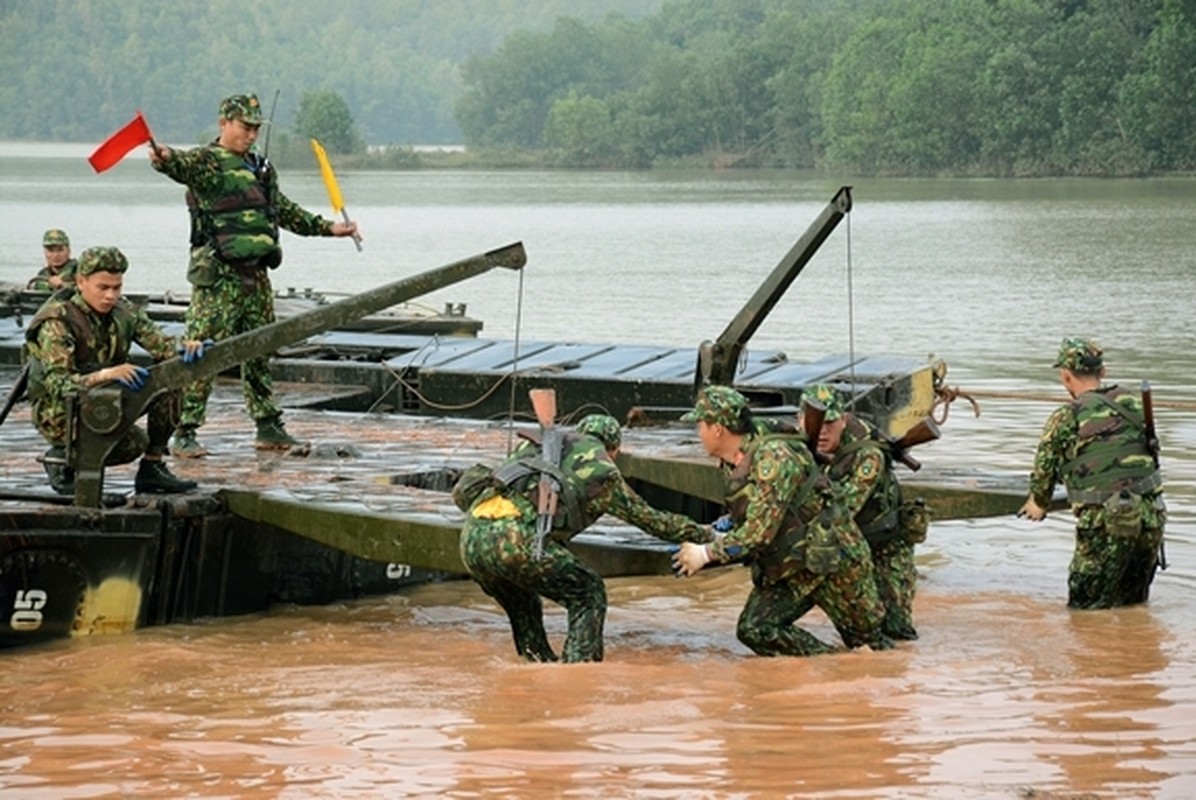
[[149, 92, 360, 457], [455, 413, 713, 663], [672, 385, 893, 656], [1018, 337, 1167, 609], [801, 384, 929, 641]]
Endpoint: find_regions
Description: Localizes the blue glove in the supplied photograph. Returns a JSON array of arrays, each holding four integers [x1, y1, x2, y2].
[[178, 338, 215, 364], [115, 366, 149, 391], [711, 515, 734, 533]]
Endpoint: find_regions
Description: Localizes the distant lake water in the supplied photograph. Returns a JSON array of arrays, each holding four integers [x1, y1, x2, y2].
[[2, 142, 1195, 798]]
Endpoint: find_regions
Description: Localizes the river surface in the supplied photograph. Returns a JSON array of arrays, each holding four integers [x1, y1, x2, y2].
[[1, 143, 1195, 798]]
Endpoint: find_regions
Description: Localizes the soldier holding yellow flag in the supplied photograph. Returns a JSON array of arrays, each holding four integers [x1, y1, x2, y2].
[[149, 93, 361, 456]]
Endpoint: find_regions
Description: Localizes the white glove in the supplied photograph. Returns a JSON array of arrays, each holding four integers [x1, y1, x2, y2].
[[672, 541, 712, 577]]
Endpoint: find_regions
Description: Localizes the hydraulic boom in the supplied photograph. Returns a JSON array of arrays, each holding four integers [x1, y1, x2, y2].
[[67, 242, 527, 507], [694, 186, 852, 389]]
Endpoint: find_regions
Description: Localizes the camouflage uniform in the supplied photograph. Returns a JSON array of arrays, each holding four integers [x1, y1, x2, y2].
[[459, 431, 710, 663], [1028, 338, 1166, 609], [804, 385, 918, 640], [151, 94, 336, 433], [683, 386, 890, 657], [24, 248, 181, 466], [28, 229, 77, 292]]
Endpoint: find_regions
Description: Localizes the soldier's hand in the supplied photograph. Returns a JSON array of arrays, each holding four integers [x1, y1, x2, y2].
[[110, 364, 150, 391], [1017, 498, 1046, 521], [331, 220, 361, 240], [177, 338, 213, 364], [711, 514, 734, 533], [148, 142, 171, 164], [671, 541, 712, 577]]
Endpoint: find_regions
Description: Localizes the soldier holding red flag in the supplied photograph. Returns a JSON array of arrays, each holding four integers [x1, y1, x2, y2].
[[147, 93, 360, 457]]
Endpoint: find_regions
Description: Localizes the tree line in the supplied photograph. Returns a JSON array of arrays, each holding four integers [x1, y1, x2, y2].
[[0, 0, 659, 147], [3, 0, 1193, 176], [457, 0, 1196, 175]]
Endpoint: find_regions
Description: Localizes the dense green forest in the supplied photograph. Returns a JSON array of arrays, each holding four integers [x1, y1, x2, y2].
[[0, 0, 661, 145], [456, 0, 1196, 174], [3, 0, 1194, 175]]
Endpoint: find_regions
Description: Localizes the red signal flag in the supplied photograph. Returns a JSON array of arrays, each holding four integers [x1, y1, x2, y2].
[[88, 112, 154, 173]]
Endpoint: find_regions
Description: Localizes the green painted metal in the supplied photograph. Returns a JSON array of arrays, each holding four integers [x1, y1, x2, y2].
[[220, 488, 677, 579], [220, 489, 469, 574], [68, 242, 526, 507], [618, 450, 1060, 523], [698, 186, 853, 388]]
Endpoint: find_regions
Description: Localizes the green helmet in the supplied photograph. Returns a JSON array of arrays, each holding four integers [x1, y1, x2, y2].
[[42, 229, 70, 247], [680, 385, 748, 427], [576, 414, 622, 450], [219, 93, 265, 125], [799, 384, 845, 421], [77, 246, 129, 276], [1053, 336, 1103, 373]]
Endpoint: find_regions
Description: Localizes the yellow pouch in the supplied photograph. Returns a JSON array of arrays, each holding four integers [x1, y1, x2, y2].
[[471, 495, 520, 520]]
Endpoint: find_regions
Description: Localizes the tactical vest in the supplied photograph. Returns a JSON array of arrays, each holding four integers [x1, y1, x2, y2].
[[495, 432, 621, 539], [186, 148, 281, 267], [827, 417, 902, 546], [1061, 386, 1161, 505], [724, 433, 824, 579], [24, 292, 138, 400]]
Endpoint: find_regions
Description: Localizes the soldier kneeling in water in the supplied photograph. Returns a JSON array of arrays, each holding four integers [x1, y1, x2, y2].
[[24, 246, 208, 496]]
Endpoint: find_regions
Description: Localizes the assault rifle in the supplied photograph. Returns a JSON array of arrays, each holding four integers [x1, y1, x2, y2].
[[1140, 380, 1167, 570], [530, 388, 562, 559], [880, 417, 941, 472], [0, 364, 29, 427], [1141, 379, 1160, 468]]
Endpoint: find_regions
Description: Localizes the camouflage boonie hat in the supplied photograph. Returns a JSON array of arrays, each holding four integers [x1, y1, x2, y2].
[[800, 384, 845, 421], [219, 93, 265, 125], [42, 229, 69, 247], [576, 414, 622, 450], [77, 246, 129, 277], [1053, 336, 1103, 373], [681, 385, 748, 427]]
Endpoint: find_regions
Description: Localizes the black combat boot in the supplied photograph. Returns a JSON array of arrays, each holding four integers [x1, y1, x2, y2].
[[255, 414, 302, 450], [134, 459, 198, 494], [42, 446, 75, 495], [171, 426, 209, 458]]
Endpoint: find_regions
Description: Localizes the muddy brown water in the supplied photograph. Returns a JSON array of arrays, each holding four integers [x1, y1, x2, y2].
[[1, 159, 1195, 797]]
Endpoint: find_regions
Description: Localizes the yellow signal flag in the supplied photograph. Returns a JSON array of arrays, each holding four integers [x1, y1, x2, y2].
[[310, 138, 345, 214], [309, 138, 362, 252]]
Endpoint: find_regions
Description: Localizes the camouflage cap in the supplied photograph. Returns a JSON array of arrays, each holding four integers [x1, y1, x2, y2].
[[77, 246, 129, 277], [42, 229, 70, 247], [576, 414, 622, 450], [800, 384, 845, 421], [1053, 336, 1103, 373], [219, 93, 265, 126], [680, 385, 748, 427]]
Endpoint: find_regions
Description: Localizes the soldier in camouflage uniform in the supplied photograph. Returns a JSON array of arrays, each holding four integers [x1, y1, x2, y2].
[[24, 247, 208, 495], [1018, 337, 1166, 609], [801, 384, 921, 640], [673, 386, 892, 657], [457, 413, 711, 663], [149, 93, 360, 457], [27, 228, 77, 292]]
